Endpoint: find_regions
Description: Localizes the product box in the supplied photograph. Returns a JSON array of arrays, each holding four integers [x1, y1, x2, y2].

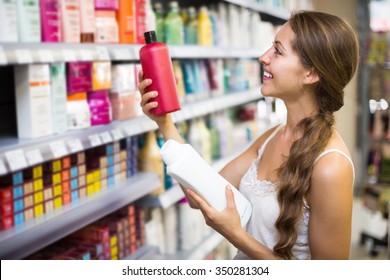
[[95, 10, 119, 43], [50, 63, 68, 133], [116, 0, 136, 44], [0, 0, 18, 42], [16, 0, 41, 42], [109, 92, 137, 120], [40, 0, 61, 42], [66, 62, 92, 94], [66, 92, 91, 130], [92, 61, 112, 90], [14, 64, 53, 139], [59, 0, 80, 43]]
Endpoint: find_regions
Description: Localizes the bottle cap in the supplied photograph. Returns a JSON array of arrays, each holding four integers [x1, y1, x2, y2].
[[144, 31, 157, 44]]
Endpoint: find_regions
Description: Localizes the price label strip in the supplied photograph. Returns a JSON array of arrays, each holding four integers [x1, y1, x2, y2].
[[5, 149, 28, 172], [25, 149, 44, 166], [38, 49, 54, 63], [50, 141, 68, 158], [111, 129, 124, 141], [79, 49, 93, 61], [0, 159, 7, 175], [100, 132, 113, 144], [89, 134, 102, 147], [15, 49, 33, 64], [96, 46, 110, 61], [62, 49, 77, 61], [67, 138, 84, 153], [0, 46, 7, 65]]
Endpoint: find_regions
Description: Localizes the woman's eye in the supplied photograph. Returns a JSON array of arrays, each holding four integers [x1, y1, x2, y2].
[[274, 47, 282, 55]]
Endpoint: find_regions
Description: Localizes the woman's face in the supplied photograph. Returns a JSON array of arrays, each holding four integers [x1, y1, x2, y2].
[[259, 22, 310, 101]]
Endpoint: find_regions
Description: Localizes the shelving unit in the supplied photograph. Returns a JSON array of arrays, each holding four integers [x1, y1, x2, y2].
[[0, 0, 290, 260], [0, 172, 160, 260]]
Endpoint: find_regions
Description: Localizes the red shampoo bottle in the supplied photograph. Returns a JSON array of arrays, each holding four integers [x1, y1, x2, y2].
[[139, 31, 181, 115]]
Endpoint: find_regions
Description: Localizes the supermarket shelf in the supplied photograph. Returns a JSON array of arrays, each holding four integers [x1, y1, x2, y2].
[[0, 43, 262, 65], [154, 231, 224, 260], [0, 172, 160, 260], [223, 0, 290, 21], [0, 88, 262, 174]]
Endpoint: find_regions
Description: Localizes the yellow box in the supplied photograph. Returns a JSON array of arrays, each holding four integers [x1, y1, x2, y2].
[[86, 172, 95, 184], [92, 61, 112, 90], [94, 181, 101, 193], [54, 196, 62, 209], [111, 255, 118, 260], [33, 179, 43, 192], [52, 172, 62, 185], [110, 235, 117, 247], [52, 160, 62, 173], [93, 170, 101, 181], [33, 165, 42, 179], [111, 246, 118, 256], [87, 184, 95, 195], [34, 203, 44, 217], [53, 184, 62, 197], [34, 191, 44, 204]]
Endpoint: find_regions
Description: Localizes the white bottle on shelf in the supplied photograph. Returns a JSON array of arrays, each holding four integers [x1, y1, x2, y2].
[[160, 139, 252, 227]]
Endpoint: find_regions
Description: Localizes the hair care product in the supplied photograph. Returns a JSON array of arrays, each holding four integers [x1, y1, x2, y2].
[[163, 1, 183, 45], [40, 0, 61, 42], [139, 30, 181, 115], [160, 139, 252, 227]]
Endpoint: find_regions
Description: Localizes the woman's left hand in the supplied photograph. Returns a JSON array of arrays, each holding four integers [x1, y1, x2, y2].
[[187, 185, 243, 239]]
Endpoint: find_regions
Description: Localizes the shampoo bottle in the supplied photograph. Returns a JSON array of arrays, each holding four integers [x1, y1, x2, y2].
[[160, 139, 252, 227], [139, 30, 181, 115]]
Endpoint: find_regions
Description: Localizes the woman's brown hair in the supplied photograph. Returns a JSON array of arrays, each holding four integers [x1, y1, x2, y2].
[[273, 11, 359, 259]]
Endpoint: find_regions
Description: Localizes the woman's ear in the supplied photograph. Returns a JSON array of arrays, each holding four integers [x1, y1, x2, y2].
[[303, 68, 320, 85]]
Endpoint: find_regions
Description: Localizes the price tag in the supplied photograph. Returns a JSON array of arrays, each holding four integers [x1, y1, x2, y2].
[[113, 48, 132, 60], [38, 49, 54, 63], [5, 149, 28, 171], [62, 49, 77, 61], [89, 134, 102, 147], [0, 46, 7, 65], [67, 138, 84, 153], [79, 49, 93, 61], [50, 141, 68, 158], [100, 131, 113, 144], [0, 159, 7, 175], [111, 129, 124, 141], [96, 46, 110, 61], [15, 49, 33, 64], [25, 149, 44, 166]]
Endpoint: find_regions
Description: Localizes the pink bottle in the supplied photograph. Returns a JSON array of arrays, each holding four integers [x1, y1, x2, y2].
[[139, 31, 181, 115], [40, 0, 61, 42]]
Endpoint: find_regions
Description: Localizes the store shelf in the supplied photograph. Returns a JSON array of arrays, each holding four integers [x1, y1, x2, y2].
[[0, 43, 262, 65], [223, 0, 290, 20], [0, 88, 261, 174], [0, 172, 160, 260], [154, 231, 224, 260]]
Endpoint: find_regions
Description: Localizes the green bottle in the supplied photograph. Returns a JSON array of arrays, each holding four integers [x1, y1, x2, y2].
[[153, 2, 165, 43], [184, 6, 198, 45], [163, 1, 184, 45]]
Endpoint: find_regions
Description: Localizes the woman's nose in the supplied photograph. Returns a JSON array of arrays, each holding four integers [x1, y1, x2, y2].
[[259, 51, 270, 65]]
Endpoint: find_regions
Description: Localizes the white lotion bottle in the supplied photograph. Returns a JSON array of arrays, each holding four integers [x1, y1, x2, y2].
[[160, 139, 252, 227]]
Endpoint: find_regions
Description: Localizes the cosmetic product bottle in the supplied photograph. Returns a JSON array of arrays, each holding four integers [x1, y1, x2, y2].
[[160, 139, 252, 227], [139, 30, 181, 115]]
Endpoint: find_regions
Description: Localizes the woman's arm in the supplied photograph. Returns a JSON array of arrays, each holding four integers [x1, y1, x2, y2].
[[308, 152, 354, 259]]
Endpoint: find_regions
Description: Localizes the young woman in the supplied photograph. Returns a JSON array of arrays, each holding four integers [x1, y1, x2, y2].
[[138, 11, 359, 260]]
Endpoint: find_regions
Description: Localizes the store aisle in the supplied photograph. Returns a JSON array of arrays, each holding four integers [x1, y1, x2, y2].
[[350, 197, 388, 260]]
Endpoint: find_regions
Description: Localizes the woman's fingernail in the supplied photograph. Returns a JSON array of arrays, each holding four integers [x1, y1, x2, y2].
[[146, 79, 151, 85], [226, 185, 231, 190]]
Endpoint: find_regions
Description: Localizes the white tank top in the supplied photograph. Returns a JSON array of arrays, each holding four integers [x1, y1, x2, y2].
[[234, 125, 355, 260]]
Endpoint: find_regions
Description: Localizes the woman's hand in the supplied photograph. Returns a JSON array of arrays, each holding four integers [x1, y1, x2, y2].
[[187, 185, 243, 240], [137, 70, 170, 125]]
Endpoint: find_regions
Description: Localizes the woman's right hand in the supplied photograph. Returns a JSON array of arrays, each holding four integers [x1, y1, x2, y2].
[[137, 70, 171, 125]]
